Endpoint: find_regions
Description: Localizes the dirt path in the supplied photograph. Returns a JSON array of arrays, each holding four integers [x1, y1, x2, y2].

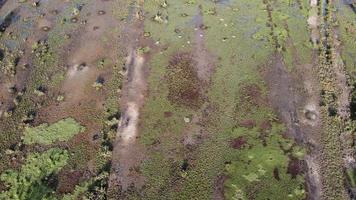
[[110, 51, 147, 190], [108, 2, 148, 193]]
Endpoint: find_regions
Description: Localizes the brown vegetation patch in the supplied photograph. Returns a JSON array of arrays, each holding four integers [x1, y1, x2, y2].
[[238, 119, 256, 129], [259, 120, 272, 146], [240, 84, 265, 107], [164, 111, 173, 118], [259, 120, 272, 131], [234, 83, 266, 120], [57, 169, 83, 194], [67, 133, 99, 170], [230, 136, 247, 150], [287, 157, 304, 178], [166, 53, 203, 109]]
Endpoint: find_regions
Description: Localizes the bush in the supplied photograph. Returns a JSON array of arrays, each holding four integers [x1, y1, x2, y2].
[[0, 148, 69, 199]]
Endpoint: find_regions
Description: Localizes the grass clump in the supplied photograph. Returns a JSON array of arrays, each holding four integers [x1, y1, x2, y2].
[[0, 148, 68, 200], [23, 118, 84, 145]]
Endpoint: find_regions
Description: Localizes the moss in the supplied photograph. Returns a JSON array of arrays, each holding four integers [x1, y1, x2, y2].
[[23, 118, 85, 145]]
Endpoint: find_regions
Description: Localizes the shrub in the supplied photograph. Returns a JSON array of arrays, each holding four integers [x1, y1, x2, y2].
[[0, 148, 69, 199]]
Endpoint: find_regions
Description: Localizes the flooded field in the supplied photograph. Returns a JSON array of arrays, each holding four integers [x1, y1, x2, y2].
[[0, 0, 355, 199]]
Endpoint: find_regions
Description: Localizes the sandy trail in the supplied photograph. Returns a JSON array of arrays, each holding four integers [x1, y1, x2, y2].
[[111, 51, 147, 190], [118, 53, 145, 144], [108, 48, 148, 193]]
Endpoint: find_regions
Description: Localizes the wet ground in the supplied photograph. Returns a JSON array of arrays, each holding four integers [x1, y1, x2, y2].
[[0, 0, 355, 200]]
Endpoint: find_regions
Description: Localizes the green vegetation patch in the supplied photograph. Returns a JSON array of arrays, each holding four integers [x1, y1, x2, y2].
[[347, 168, 356, 188], [0, 148, 68, 200], [23, 118, 84, 145], [224, 126, 305, 200]]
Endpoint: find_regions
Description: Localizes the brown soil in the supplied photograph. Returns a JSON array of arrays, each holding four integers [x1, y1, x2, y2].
[[109, 2, 150, 193], [263, 54, 305, 142]]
